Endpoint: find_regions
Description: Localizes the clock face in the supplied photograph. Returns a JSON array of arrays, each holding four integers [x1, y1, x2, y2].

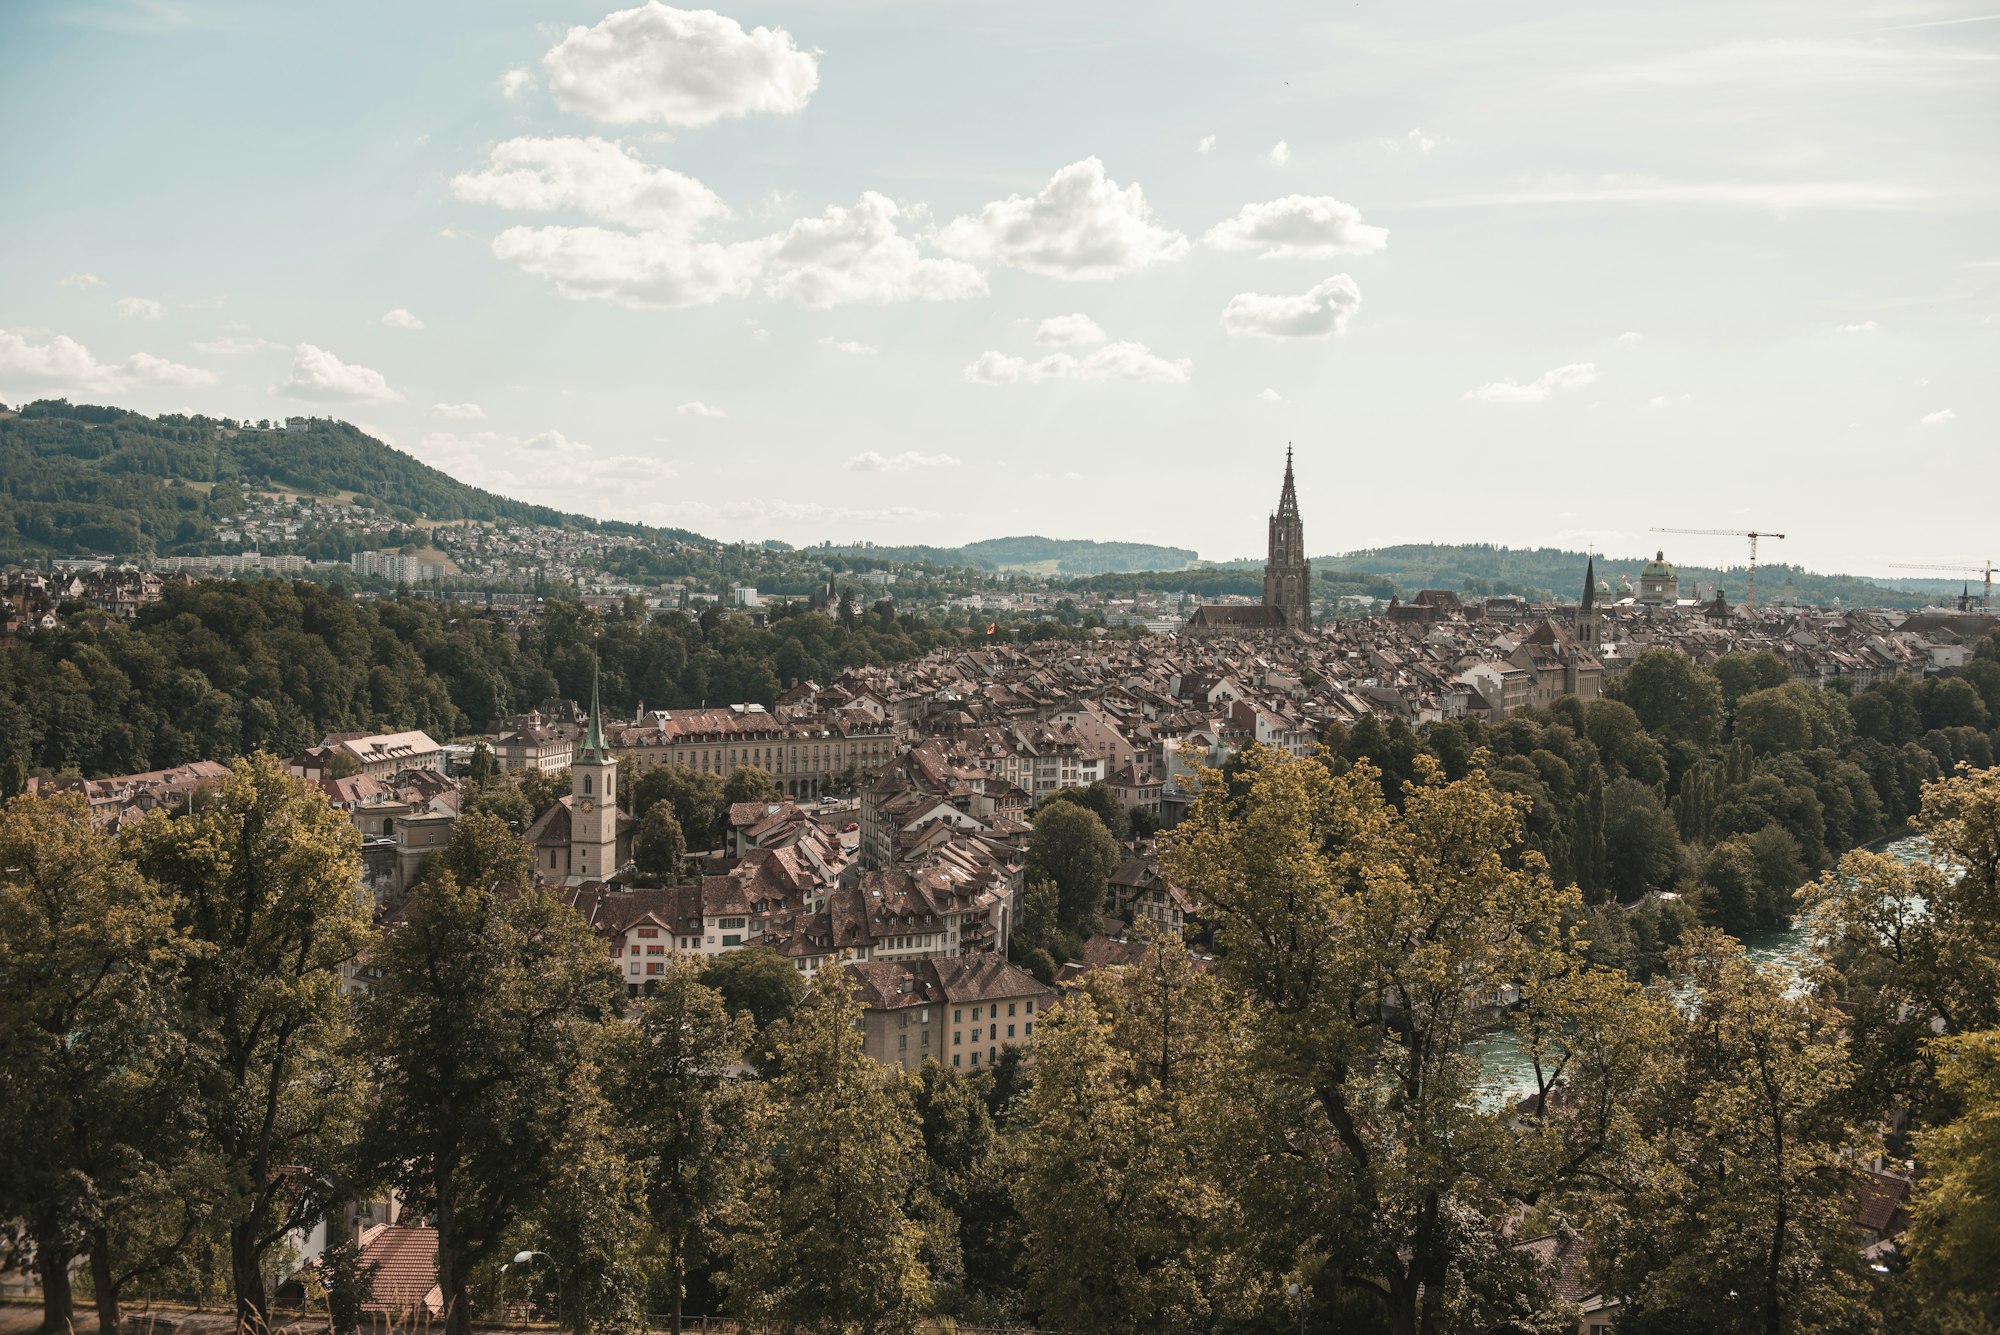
[[578, 797, 595, 813]]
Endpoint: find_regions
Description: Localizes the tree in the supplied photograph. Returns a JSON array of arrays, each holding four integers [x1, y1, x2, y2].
[[913, 1061, 1016, 1314], [699, 946, 807, 1046], [722, 765, 781, 807], [632, 765, 728, 851], [358, 875, 623, 1335], [125, 754, 370, 1327], [0, 795, 198, 1335], [618, 962, 755, 1334], [1804, 765, 2000, 1123], [1712, 650, 1791, 708], [320, 748, 363, 780], [522, 1064, 648, 1334], [466, 741, 498, 784], [1905, 1028, 2000, 1330], [1603, 776, 1683, 898], [424, 806, 533, 890], [1612, 648, 1725, 748], [1010, 991, 1235, 1335], [725, 971, 932, 1332], [1591, 930, 1872, 1332], [1027, 801, 1122, 934], [1039, 781, 1130, 839], [1163, 744, 1640, 1335], [633, 801, 688, 879], [1734, 681, 1852, 757]]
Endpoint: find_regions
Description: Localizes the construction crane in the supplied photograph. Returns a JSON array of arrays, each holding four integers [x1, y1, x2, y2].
[[1651, 528, 1786, 610], [1888, 561, 1995, 611]]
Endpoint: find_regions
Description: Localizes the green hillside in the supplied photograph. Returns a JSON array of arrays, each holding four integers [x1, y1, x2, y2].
[[0, 398, 708, 560], [1313, 543, 1929, 609], [825, 535, 1199, 575]]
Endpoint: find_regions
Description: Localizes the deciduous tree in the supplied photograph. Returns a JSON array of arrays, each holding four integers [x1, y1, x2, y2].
[[125, 754, 370, 1328]]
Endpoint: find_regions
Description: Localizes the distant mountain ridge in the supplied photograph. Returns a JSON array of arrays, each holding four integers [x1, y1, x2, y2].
[[827, 535, 1200, 575]]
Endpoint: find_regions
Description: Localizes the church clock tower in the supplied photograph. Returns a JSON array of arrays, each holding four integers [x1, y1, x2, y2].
[[571, 664, 620, 881]]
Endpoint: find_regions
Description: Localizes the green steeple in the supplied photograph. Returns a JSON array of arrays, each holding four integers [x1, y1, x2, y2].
[[583, 657, 606, 760]]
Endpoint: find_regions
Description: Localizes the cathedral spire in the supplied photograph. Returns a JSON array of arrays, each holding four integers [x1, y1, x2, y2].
[[1276, 443, 1299, 520], [1581, 554, 1597, 610], [582, 655, 606, 760]]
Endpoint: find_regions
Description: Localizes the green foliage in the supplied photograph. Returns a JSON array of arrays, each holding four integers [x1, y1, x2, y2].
[[633, 801, 687, 879], [1907, 1028, 2000, 1329], [721, 765, 780, 806], [358, 874, 623, 1335], [0, 793, 201, 1335], [1037, 780, 1130, 839], [422, 807, 534, 891], [2, 580, 957, 781], [1611, 648, 1727, 748], [0, 403, 592, 561], [1591, 931, 1872, 1331], [1026, 801, 1122, 934], [725, 972, 933, 1332], [633, 765, 728, 851], [698, 946, 807, 1040], [616, 963, 755, 1333]]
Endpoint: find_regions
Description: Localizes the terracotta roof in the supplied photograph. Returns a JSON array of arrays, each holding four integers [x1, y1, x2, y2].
[[356, 1223, 442, 1315]]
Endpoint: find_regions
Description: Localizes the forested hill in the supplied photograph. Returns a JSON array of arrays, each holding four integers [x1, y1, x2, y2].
[[826, 535, 1200, 575], [1292, 542, 1927, 610], [0, 399, 709, 560]]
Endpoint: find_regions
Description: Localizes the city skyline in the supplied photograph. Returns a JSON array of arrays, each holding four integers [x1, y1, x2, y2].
[[1, 0, 1994, 574]]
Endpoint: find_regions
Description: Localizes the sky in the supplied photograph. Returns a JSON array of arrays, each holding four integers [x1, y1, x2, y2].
[[1, 0, 1995, 575]]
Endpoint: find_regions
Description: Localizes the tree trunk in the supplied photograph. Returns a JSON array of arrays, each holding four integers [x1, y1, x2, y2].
[[668, 1237, 683, 1335], [35, 1232, 74, 1334], [89, 1232, 121, 1335], [231, 1221, 269, 1332]]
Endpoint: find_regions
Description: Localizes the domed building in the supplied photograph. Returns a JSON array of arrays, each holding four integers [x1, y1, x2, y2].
[[1637, 550, 1679, 607]]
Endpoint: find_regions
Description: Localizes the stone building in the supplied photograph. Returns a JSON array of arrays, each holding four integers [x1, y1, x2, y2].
[[1188, 448, 1312, 633]]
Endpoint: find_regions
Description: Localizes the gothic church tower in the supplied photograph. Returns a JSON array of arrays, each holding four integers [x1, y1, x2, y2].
[[570, 663, 620, 881], [1262, 447, 1311, 629]]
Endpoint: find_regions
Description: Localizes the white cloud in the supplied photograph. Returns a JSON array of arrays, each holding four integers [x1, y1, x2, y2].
[[1616, 330, 1644, 342], [1256, 388, 1285, 402], [937, 157, 1190, 281], [1266, 140, 1292, 166], [845, 450, 960, 471], [677, 401, 726, 417], [0, 328, 216, 390], [1920, 408, 1956, 425], [1465, 362, 1598, 403], [499, 67, 535, 99], [521, 428, 592, 455], [817, 337, 879, 355], [453, 136, 728, 232], [542, 2, 819, 128], [117, 296, 165, 320], [490, 224, 768, 308], [1403, 128, 1441, 154], [381, 308, 425, 329], [59, 272, 102, 289], [1203, 195, 1389, 259], [1197, 134, 1216, 156], [431, 402, 486, 420], [192, 336, 271, 354], [1034, 313, 1107, 346], [762, 192, 985, 307], [963, 340, 1192, 385], [278, 344, 403, 403], [1835, 319, 1878, 333], [1220, 275, 1362, 338]]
